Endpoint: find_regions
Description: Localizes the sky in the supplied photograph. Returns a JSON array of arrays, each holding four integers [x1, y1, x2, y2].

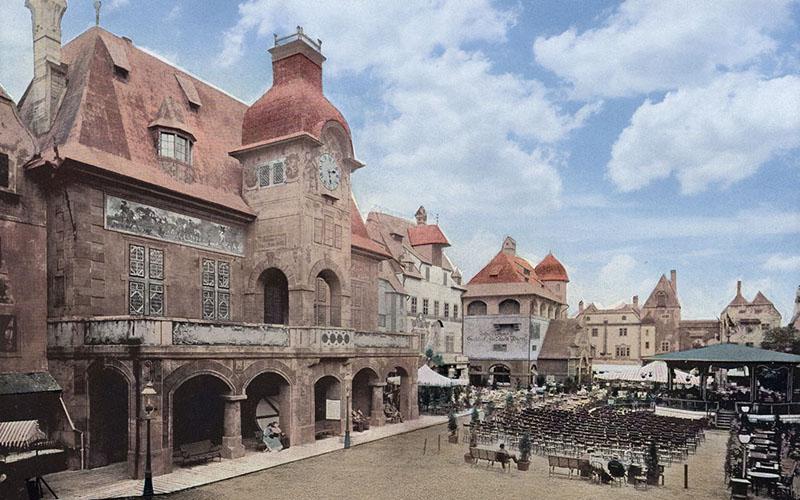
[[1, 0, 799, 321]]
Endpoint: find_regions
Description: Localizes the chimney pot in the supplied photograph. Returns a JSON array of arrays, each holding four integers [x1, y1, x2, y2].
[[578, 300, 584, 313], [633, 295, 639, 308], [737, 280, 742, 295], [670, 269, 677, 291]]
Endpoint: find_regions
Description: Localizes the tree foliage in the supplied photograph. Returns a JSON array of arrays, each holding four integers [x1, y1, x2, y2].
[[761, 325, 800, 354]]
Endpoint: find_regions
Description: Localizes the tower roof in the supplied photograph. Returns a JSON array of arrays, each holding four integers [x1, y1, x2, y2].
[[241, 27, 350, 148], [643, 274, 681, 309], [751, 291, 773, 306], [535, 252, 569, 282]]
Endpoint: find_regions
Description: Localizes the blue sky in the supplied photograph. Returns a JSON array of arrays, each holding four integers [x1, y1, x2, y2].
[[2, 0, 799, 320]]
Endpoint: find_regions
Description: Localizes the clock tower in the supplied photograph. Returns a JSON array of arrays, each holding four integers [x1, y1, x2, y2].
[[234, 27, 364, 328]]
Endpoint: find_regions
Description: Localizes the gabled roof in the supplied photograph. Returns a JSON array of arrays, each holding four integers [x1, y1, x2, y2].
[[535, 253, 569, 282], [0, 372, 61, 395], [647, 343, 800, 364], [407, 224, 449, 246], [727, 290, 749, 307], [0, 83, 10, 102], [643, 274, 680, 309], [751, 291, 774, 306], [538, 319, 582, 359], [366, 211, 455, 272], [21, 27, 252, 216], [351, 197, 391, 259]]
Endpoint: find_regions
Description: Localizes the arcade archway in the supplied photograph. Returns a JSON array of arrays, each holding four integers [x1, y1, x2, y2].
[[172, 374, 229, 449], [314, 376, 342, 439], [242, 372, 291, 449], [88, 366, 129, 468]]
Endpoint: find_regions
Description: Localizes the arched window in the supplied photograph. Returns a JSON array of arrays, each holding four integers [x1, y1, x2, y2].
[[314, 270, 341, 327], [261, 268, 289, 325], [498, 299, 520, 315], [466, 300, 487, 316], [656, 291, 667, 308]]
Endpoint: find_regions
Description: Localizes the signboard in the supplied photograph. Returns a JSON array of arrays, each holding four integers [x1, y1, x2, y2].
[[325, 399, 341, 420], [463, 315, 550, 361]]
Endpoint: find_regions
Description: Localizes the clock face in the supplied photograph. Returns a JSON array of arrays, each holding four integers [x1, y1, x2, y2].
[[318, 153, 341, 191]]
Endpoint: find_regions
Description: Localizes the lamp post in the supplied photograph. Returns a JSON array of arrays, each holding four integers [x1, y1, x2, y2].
[[344, 395, 351, 449], [738, 406, 751, 481], [141, 381, 158, 499]]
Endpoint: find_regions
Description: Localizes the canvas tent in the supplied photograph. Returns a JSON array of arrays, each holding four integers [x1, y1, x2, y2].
[[417, 364, 467, 387]]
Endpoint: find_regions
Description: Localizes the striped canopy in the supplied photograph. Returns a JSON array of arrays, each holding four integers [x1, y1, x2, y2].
[[594, 361, 700, 386], [0, 420, 47, 452]]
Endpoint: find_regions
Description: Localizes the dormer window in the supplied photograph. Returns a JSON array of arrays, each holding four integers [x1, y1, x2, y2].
[[158, 131, 192, 164]]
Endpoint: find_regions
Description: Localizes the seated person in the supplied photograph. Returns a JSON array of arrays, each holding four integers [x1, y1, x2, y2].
[[607, 457, 626, 479], [496, 443, 518, 469], [262, 421, 284, 452]]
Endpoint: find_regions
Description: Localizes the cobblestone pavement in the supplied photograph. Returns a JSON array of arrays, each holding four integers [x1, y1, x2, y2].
[[167, 425, 730, 500]]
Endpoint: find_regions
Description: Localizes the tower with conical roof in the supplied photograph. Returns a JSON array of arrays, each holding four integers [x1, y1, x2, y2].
[[535, 252, 569, 304]]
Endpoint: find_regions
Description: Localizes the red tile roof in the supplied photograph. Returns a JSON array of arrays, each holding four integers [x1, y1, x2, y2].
[[407, 224, 449, 246], [535, 252, 569, 282], [241, 53, 350, 148], [751, 291, 774, 306], [351, 197, 391, 259], [22, 27, 253, 216], [468, 250, 539, 285]]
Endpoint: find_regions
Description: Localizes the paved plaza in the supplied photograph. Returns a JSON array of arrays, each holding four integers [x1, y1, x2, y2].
[[167, 423, 731, 500]]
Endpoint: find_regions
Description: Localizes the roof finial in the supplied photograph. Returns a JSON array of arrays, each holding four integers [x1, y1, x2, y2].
[[94, 0, 102, 26]]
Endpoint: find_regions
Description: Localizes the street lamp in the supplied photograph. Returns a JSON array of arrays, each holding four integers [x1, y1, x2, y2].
[[344, 395, 351, 449], [141, 381, 158, 499]]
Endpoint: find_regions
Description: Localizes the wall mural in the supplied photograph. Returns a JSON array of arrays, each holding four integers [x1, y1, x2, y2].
[[105, 195, 245, 256], [0, 315, 17, 353]]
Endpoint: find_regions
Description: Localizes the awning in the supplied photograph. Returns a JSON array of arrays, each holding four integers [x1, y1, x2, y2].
[[0, 420, 47, 452], [0, 372, 61, 396], [418, 365, 468, 387], [594, 361, 701, 386]]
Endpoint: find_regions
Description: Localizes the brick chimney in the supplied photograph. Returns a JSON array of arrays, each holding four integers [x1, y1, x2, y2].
[[632, 295, 639, 308], [269, 26, 325, 91], [737, 280, 742, 296], [25, 0, 67, 136], [670, 269, 677, 292], [578, 300, 584, 314], [502, 236, 516, 256]]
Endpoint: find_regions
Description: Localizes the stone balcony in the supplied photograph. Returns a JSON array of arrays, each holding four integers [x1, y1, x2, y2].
[[47, 316, 418, 355]]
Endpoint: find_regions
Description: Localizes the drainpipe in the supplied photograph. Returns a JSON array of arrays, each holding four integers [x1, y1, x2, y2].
[[59, 396, 84, 470]]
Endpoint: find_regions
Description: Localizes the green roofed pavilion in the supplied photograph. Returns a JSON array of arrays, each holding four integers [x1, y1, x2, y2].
[[646, 343, 800, 405]]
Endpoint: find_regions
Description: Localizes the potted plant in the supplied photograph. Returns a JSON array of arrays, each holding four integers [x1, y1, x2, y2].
[[517, 432, 532, 471], [448, 411, 459, 443]]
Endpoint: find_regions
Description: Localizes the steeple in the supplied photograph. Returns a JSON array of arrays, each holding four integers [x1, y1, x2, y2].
[[25, 0, 68, 135]]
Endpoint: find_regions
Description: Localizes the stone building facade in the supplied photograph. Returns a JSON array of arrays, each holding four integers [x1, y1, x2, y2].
[[13, 2, 419, 480], [462, 237, 568, 386], [366, 207, 467, 377], [719, 280, 782, 345]]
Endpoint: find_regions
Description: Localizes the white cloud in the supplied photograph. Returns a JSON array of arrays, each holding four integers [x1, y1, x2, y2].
[[107, 0, 131, 10], [221, 0, 596, 216], [764, 254, 800, 272], [533, 0, 792, 98], [608, 73, 800, 193], [567, 253, 653, 313]]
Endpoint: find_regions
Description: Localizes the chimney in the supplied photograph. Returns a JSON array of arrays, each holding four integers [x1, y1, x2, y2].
[[269, 26, 325, 91], [25, 0, 68, 136], [578, 300, 584, 314], [502, 236, 516, 256], [415, 206, 427, 225], [670, 269, 677, 292], [632, 295, 639, 308], [737, 280, 742, 296]]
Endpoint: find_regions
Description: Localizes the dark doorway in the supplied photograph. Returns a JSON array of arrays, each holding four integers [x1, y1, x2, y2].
[[262, 268, 289, 325], [242, 372, 291, 447], [88, 367, 129, 468], [172, 375, 228, 448], [314, 376, 341, 439]]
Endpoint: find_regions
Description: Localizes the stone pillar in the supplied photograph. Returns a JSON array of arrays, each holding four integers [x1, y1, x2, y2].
[[221, 394, 246, 459], [369, 382, 386, 427]]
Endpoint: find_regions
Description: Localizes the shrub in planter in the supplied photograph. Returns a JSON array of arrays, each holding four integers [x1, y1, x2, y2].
[[448, 411, 459, 443], [517, 432, 532, 471]]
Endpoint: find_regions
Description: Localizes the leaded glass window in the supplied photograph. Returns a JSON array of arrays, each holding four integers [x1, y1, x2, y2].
[[272, 161, 285, 184], [256, 158, 287, 188], [158, 131, 192, 164], [257, 164, 271, 187], [201, 258, 232, 320], [128, 243, 165, 316]]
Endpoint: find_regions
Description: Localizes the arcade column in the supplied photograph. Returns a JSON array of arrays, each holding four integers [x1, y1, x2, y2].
[[221, 394, 246, 459]]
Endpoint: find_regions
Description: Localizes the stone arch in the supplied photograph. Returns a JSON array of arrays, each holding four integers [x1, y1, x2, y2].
[[86, 362, 133, 469], [259, 268, 290, 325], [489, 363, 511, 385], [241, 367, 293, 450], [240, 359, 296, 393], [499, 298, 521, 315], [163, 360, 237, 397], [313, 374, 343, 439], [308, 258, 348, 291], [170, 373, 231, 451], [352, 367, 381, 427], [320, 119, 354, 159], [466, 300, 487, 316], [247, 257, 298, 291], [311, 262, 345, 327]]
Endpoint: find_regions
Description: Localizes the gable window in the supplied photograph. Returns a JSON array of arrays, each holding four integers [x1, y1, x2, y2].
[[0, 153, 9, 189], [201, 258, 231, 320], [619, 327, 628, 336], [158, 131, 192, 164], [128, 244, 164, 316]]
